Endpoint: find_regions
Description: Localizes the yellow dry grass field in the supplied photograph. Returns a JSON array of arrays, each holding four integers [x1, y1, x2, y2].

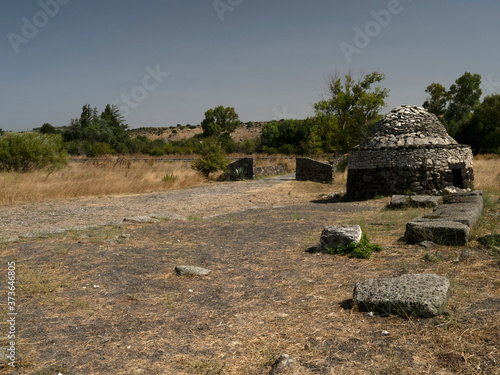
[[473, 154, 500, 195], [0, 157, 206, 205]]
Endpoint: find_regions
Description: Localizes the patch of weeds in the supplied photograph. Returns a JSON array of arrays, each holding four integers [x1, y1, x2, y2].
[[260, 346, 279, 368], [52, 296, 89, 311], [478, 234, 500, 254], [162, 173, 178, 182], [18, 266, 63, 295], [393, 261, 411, 276], [53, 243, 72, 256], [188, 215, 203, 222], [33, 364, 67, 375], [325, 234, 383, 259], [188, 357, 226, 374], [230, 167, 247, 181], [335, 155, 348, 173], [162, 294, 176, 309]]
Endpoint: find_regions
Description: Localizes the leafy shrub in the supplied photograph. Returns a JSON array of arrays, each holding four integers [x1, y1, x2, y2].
[[325, 234, 383, 259], [230, 167, 247, 181], [162, 173, 178, 182], [335, 155, 349, 173], [192, 137, 228, 177], [0, 132, 70, 172]]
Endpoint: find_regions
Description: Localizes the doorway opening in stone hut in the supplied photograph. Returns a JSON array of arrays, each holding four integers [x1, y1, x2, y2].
[[451, 162, 466, 189]]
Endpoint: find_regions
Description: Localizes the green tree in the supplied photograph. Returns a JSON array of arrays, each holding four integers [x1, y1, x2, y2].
[[0, 132, 69, 172], [39, 123, 58, 134], [445, 72, 482, 136], [423, 83, 450, 117], [201, 106, 240, 138], [314, 71, 389, 148], [63, 104, 129, 155], [422, 72, 482, 137], [456, 94, 500, 154], [191, 137, 228, 177]]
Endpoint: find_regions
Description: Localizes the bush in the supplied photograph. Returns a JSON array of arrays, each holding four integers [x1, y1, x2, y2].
[[325, 234, 383, 259], [192, 137, 228, 177], [335, 155, 349, 173], [0, 132, 70, 172]]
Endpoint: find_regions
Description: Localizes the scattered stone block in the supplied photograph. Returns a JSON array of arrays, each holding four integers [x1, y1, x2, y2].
[[420, 241, 436, 248], [269, 354, 297, 375], [405, 220, 470, 246], [390, 195, 409, 209], [405, 190, 483, 245], [175, 265, 211, 276], [353, 273, 451, 318], [390, 195, 441, 209], [320, 225, 362, 251], [123, 216, 159, 223]]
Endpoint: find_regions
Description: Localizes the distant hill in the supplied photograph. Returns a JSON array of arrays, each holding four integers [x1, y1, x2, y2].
[[128, 121, 268, 142]]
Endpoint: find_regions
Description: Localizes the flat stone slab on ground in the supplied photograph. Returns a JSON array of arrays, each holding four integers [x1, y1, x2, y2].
[[320, 225, 362, 250], [404, 190, 483, 245], [405, 220, 470, 245], [390, 195, 441, 209], [353, 273, 451, 318], [175, 265, 211, 276]]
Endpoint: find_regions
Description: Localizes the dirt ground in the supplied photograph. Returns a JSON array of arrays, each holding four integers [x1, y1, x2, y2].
[[0, 176, 499, 374]]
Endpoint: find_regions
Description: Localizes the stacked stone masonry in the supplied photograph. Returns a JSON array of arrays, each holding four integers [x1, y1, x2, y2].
[[347, 105, 474, 199], [227, 158, 287, 179], [296, 157, 334, 183]]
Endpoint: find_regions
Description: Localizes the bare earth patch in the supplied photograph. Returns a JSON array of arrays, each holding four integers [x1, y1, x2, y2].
[[0, 177, 499, 374]]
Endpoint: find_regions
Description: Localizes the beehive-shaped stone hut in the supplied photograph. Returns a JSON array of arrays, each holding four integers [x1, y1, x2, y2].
[[347, 105, 473, 200]]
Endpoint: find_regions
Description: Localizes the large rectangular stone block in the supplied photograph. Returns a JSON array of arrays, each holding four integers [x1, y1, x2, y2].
[[354, 273, 450, 318], [405, 220, 470, 245]]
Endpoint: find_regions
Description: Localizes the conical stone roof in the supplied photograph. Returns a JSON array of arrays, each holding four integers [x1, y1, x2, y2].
[[359, 105, 457, 148]]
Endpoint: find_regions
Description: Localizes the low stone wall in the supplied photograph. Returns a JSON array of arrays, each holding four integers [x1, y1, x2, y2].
[[296, 157, 334, 183], [227, 158, 287, 179], [254, 165, 287, 177], [347, 145, 474, 199]]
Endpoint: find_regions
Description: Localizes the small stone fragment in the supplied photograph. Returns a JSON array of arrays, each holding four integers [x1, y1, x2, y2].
[[175, 265, 211, 276], [269, 354, 297, 375]]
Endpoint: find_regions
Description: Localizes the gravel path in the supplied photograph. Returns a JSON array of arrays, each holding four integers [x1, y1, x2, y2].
[[0, 174, 322, 240]]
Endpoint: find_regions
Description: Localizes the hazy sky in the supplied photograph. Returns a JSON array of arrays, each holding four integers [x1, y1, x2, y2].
[[2, 1, 500, 131]]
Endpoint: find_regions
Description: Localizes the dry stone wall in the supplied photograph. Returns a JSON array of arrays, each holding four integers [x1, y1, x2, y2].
[[296, 157, 334, 183], [227, 158, 287, 179], [347, 105, 474, 200]]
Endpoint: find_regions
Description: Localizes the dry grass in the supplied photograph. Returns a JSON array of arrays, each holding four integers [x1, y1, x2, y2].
[[0, 157, 206, 205], [473, 154, 500, 195], [0, 154, 497, 207]]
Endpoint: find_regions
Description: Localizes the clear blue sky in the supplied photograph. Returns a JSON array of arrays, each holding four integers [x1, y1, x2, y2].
[[2, 0, 500, 131]]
